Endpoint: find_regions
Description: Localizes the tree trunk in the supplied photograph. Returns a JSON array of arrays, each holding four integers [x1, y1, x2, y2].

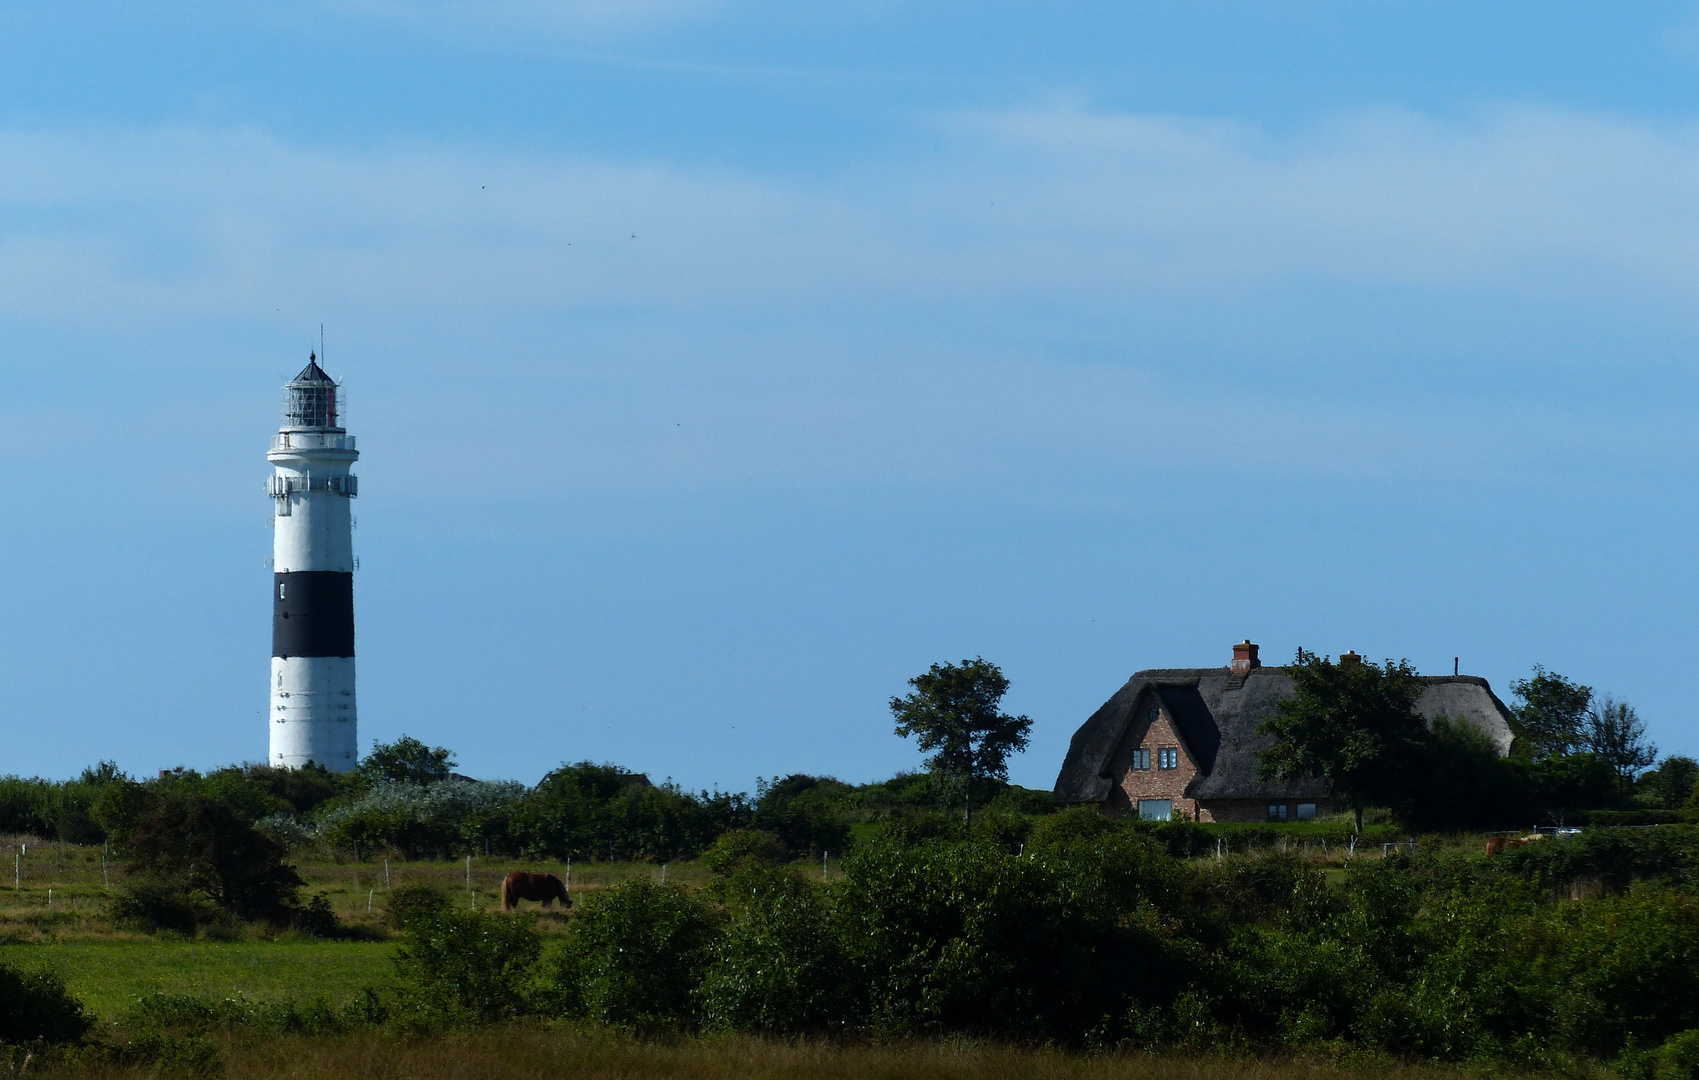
[[1354, 804, 1364, 834], [964, 776, 973, 839]]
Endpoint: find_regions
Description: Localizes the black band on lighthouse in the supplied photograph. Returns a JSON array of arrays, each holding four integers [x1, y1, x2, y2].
[[272, 571, 355, 658]]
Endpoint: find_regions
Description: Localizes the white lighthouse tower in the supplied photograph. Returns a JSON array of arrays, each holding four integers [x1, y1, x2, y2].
[[267, 356, 359, 771]]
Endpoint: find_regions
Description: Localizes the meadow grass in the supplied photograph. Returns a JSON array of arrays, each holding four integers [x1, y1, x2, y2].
[[0, 844, 706, 1018], [2, 938, 396, 1019], [40, 1026, 1529, 1080]]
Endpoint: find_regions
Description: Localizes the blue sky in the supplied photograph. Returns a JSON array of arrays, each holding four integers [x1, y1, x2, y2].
[[2, 2, 1699, 791]]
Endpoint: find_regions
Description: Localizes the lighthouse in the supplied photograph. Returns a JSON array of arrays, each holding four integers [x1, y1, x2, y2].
[[267, 355, 359, 771]]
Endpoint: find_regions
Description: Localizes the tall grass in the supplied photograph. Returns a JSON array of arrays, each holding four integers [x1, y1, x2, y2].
[[40, 1027, 1511, 1080]]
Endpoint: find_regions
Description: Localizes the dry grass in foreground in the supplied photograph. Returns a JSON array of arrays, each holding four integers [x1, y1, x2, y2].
[[44, 1027, 1540, 1080]]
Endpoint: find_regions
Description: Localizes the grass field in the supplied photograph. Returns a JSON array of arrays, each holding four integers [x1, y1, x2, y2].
[[3, 939, 396, 1019], [0, 843, 716, 1018]]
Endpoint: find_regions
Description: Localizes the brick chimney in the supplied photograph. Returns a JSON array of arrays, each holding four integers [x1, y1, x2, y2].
[[1340, 651, 1362, 670], [1231, 640, 1261, 673]]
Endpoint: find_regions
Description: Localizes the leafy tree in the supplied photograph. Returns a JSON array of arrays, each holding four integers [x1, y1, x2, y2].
[[752, 774, 852, 856], [123, 792, 315, 923], [1258, 649, 1426, 832], [1640, 755, 1699, 810], [357, 736, 457, 786], [890, 658, 1032, 835], [1585, 696, 1658, 787], [1509, 665, 1593, 758]]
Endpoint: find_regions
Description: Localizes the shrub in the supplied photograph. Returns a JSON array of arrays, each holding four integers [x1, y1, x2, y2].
[[698, 866, 857, 1033], [700, 829, 786, 874], [1653, 1030, 1699, 1080], [0, 961, 92, 1044], [550, 879, 717, 1031], [840, 838, 1190, 1041], [107, 877, 223, 934], [383, 884, 452, 930], [392, 907, 541, 1028]]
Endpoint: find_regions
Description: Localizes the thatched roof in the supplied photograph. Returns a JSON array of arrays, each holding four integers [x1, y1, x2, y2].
[[1051, 666, 1516, 805]]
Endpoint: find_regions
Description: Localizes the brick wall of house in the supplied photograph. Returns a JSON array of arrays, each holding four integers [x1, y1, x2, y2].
[[1106, 693, 1202, 820]]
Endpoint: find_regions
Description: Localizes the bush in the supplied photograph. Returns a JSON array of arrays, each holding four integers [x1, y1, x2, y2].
[[698, 866, 856, 1033], [393, 907, 541, 1028], [839, 838, 1190, 1041], [549, 879, 717, 1031], [1653, 1030, 1699, 1080], [107, 877, 223, 934], [700, 829, 786, 874], [0, 961, 92, 1044], [383, 884, 452, 930]]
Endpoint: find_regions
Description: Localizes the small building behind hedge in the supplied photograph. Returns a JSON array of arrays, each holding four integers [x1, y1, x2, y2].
[[1051, 641, 1516, 823]]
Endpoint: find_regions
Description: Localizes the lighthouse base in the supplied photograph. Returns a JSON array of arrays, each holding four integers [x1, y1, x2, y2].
[[270, 656, 358, 771]]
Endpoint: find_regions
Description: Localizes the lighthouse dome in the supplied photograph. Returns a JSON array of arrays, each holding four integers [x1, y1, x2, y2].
[[282, 354, 342, 430]]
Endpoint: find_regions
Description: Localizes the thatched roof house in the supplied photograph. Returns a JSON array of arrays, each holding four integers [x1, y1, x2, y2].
[[1051, 641, 1516, 823]]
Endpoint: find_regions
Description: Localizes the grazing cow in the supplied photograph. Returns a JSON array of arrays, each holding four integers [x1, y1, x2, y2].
[[501, 871, 571, 912]]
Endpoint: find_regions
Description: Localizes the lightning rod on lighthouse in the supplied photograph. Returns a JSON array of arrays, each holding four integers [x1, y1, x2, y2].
[[267, 355, 359, 771]]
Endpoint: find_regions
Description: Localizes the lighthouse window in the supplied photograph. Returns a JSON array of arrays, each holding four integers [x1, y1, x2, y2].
[[278, 582, 286, 600]]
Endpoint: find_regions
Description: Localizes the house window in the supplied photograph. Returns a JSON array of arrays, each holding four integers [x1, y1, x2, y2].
[[1267, 803, 1288, 822], [1158, 747, 1179, 770], [1296, 803, 1317, 821], [1147, 708, 1160, 721], [1132, 748, 1150, 771], [1138, 799, 1172, 821]]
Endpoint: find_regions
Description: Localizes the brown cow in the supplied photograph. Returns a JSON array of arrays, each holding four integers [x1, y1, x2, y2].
[[501, 871, 571, 912]]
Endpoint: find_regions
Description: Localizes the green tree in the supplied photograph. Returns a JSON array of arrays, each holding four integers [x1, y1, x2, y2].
[[1639, 755, 1699, 809], [1585, 695, 1658, 787], [1258, 649, 1426, 833], [890, 658, 1032, 836], [123, 792, 314, 923], [357, 735, 457, 786], [1509, 665, 1593, 758]]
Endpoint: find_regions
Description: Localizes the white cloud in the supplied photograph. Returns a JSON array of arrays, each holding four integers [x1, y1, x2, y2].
[[6, 104, 1699, 324], [1, 104, 1697, 501]]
